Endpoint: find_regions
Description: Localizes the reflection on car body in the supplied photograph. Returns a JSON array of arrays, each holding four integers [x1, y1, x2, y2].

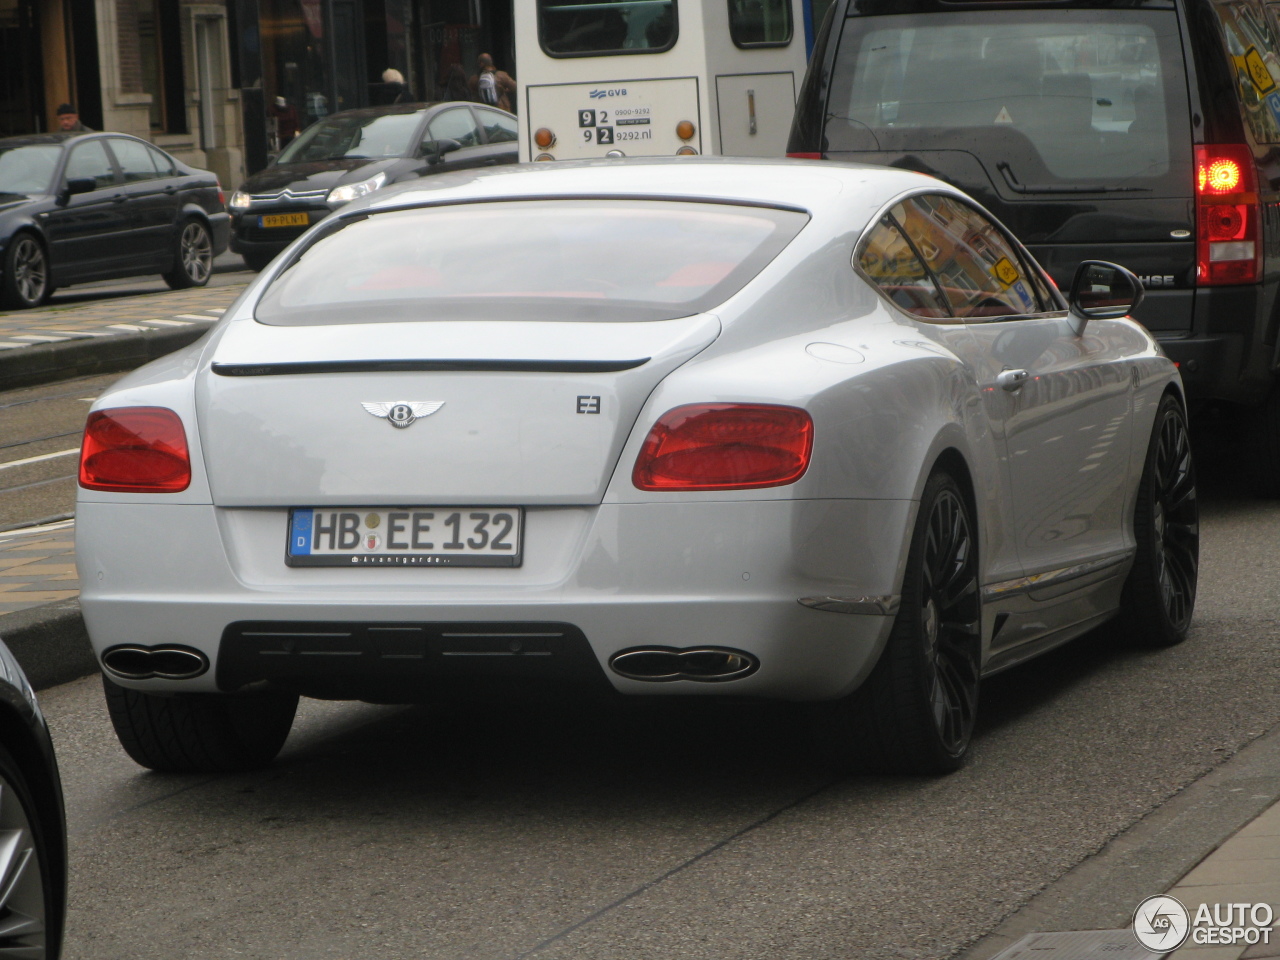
[[76, 158, 1197, 777]]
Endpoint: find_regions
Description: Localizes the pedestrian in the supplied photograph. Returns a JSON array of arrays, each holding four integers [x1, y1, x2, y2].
[[268, 96, 300, 147], [54, 103, 92, 133], [470, 53, 516, 113], [444, 63, 471, 103], [380, 68, 412, 104]]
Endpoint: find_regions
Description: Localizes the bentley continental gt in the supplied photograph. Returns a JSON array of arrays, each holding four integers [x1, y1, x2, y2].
[[75, 158, 1198, 775]]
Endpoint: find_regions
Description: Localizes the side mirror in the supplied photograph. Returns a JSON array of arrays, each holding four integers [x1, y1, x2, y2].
[[424, 138, 462, 164], [1068, 260, 1145, 332], [61, 177, 97, 199]]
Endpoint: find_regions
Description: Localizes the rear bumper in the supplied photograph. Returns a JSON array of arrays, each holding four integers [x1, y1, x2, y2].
[[75, 499, 912, 702], [208, 212, 230, 256]]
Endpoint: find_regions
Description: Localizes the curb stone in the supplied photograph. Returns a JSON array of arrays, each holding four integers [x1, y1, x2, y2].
[[0, 600, 96, 692], [0, 323, 210, 392]]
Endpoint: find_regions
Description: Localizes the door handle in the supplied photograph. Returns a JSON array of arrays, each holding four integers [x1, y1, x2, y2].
[[163, 185, 177, 195], [111, 193, 127, 203], [996, 369, 1030, 391]]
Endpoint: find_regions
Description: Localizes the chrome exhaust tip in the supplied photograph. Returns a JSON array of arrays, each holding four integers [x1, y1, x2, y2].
[[102, 645, 209, 681], [608, 646, 759, 683]]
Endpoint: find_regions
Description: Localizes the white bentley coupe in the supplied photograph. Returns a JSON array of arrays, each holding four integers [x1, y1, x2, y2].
[[75, 158, 1198, 775]]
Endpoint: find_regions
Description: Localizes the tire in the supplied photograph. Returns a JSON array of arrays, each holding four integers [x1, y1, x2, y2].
[[1116, 393, 1199, 647], [102, 675, 298, 773], [810, 470, 982, 774], [162, 219, 213, 289], [0, 233, 50, 309], [241, 252, 275, 272], [0, 742, 59, 958]]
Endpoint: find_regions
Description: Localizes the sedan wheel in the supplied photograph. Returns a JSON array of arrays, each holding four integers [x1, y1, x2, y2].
[[163, 220, 213, 289], [0, 745, 53, 958], [811, 470, 982, 774], [1, 235, 49, 309], [1117, 393, 1199, 646]]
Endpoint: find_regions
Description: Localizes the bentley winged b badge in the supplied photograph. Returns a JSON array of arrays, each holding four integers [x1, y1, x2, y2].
[[361, 401, 445, 429]]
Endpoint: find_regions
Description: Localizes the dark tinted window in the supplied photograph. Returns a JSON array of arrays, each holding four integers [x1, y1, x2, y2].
[[857, 216, 951, 319], [256, 200, 808, 325], [277, 112, 422, 163], [109, 138, 160, 182], [728, 0, 792, 47], [0, 145, 60, 195], [827, 10, 1192, 195], [476, 107, 518, 143], [895, 197, 1041, 319], [538, 0, 677, 56], [64, 140, 116, 188]]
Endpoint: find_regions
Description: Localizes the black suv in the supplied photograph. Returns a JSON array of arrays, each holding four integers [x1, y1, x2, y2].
[[789, 0, 1280, 490]]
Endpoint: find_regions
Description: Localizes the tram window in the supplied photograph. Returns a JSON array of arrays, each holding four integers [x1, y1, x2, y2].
[[538, 0, 678, 57], [728, 0, 792, 47]]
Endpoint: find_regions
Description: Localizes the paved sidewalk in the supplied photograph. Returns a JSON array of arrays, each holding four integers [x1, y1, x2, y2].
[[0, 519, 78, 617], [0, 282, 243, 349]]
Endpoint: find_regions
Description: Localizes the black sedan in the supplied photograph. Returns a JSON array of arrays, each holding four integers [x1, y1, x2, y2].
[[0, 133, 229, 309], [0, 638, 67, 957], [229, 102, 518, 271]]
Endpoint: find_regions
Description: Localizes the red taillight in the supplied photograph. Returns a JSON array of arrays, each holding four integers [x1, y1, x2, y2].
[[787, 152, 823, 160], [1195, 144, 1260, 286], [79, 407, 191, 493], [632, 403, 813, 491], [216, 180, 225, 207]]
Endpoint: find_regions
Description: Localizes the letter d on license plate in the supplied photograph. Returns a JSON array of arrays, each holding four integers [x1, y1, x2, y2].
[[286, 507, 523, 567]]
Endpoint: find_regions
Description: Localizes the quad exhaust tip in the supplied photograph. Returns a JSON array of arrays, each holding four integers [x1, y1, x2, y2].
[[101, 644, 209, 681], [609, 646, 759, 683]]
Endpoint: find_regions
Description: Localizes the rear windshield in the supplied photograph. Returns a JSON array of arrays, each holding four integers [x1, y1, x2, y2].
[[276, 112, 422, 164], [827, 9, 1192, 196], [254, 199, 808, 325], [538, 0, 677, 56]]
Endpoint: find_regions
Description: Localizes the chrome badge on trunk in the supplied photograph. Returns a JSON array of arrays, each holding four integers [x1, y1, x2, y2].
[[361, 401, 444, 429]]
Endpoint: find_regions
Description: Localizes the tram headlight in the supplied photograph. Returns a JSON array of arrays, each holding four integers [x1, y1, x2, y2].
[[676, 121, 695, 141], [534, 153, 555, 162], [534, 127, 556, 149], [676, 146, 698, 156]]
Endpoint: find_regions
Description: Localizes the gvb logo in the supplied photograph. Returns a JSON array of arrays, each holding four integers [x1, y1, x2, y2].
[[1132, 895, 1190, 952]]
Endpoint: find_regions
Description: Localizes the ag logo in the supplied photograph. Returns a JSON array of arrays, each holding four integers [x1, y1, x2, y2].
[[361, 401, 444, 429], [1133, 895, 1190, 952]]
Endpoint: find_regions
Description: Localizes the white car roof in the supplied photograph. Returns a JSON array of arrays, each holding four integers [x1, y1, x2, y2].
[[359, 156, 944, 220]]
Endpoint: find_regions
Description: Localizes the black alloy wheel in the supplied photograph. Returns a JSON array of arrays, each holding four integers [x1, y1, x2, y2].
[[0, 744, 56, 958], [810, 470, 982, 774], [0, 234, 49, 309], [163, 220, 213, 289], [1118, 393, 1199, 646]]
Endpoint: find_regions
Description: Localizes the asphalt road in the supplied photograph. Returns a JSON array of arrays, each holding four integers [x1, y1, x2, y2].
[[2, 368, 1275, 958], [44, 250, 252, 308]]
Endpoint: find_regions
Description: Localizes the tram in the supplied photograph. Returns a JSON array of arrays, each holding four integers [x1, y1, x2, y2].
[[515, 0, 810, 162]]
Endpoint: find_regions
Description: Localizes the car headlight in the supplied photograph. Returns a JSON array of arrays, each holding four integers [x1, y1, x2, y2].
[[228, 190, 252, 211], [326, 172, 387, 205]]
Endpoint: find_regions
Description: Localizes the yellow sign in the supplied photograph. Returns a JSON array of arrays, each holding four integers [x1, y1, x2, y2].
[[260, 212, 310, 228], [1245, 47, 1276, 94], [992, 257, 1020, 287]]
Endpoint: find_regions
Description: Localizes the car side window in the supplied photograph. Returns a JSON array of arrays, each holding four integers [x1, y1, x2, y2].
[[425, 108, 482, 150], [476, 107, 518, 143], [857, 216, 952, 319], [895, 195, 1041, 319], [109, 138, 160, 183], [64, 140, 117, 189], [146, 144, 177, 177]]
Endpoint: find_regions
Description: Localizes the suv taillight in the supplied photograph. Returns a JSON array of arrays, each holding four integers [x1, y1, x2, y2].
[[632, 403, 813, 491], [1196, 144, 1261, 286], [79, 407, 191, 492], [786, 152, 823, 160]]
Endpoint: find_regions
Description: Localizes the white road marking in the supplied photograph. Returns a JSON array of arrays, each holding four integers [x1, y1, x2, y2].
[[175, 314, 215, 321], [0, 342, 28, 349], [0, 518, 76, 542], [108, 323, 149, 331], [142, 318, 192, 326], [0, 448, 80, 471], [11, 334, 69, 342]]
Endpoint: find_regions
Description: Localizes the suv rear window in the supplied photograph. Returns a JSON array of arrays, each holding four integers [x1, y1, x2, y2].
[[827, 9, 1192, 196], [255, 199, 808, 325]]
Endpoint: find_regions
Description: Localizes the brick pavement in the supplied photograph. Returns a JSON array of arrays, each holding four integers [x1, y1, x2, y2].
[[0, 282, 246, 351], [0, 519, 78, 617]]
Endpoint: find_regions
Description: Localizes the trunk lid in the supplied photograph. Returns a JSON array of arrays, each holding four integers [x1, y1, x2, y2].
[[195, 315, 720, 506]]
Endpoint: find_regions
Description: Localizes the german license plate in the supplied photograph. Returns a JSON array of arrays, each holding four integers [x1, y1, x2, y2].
[[260, 212, 310, 228], [287, 508, 523, 567]]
